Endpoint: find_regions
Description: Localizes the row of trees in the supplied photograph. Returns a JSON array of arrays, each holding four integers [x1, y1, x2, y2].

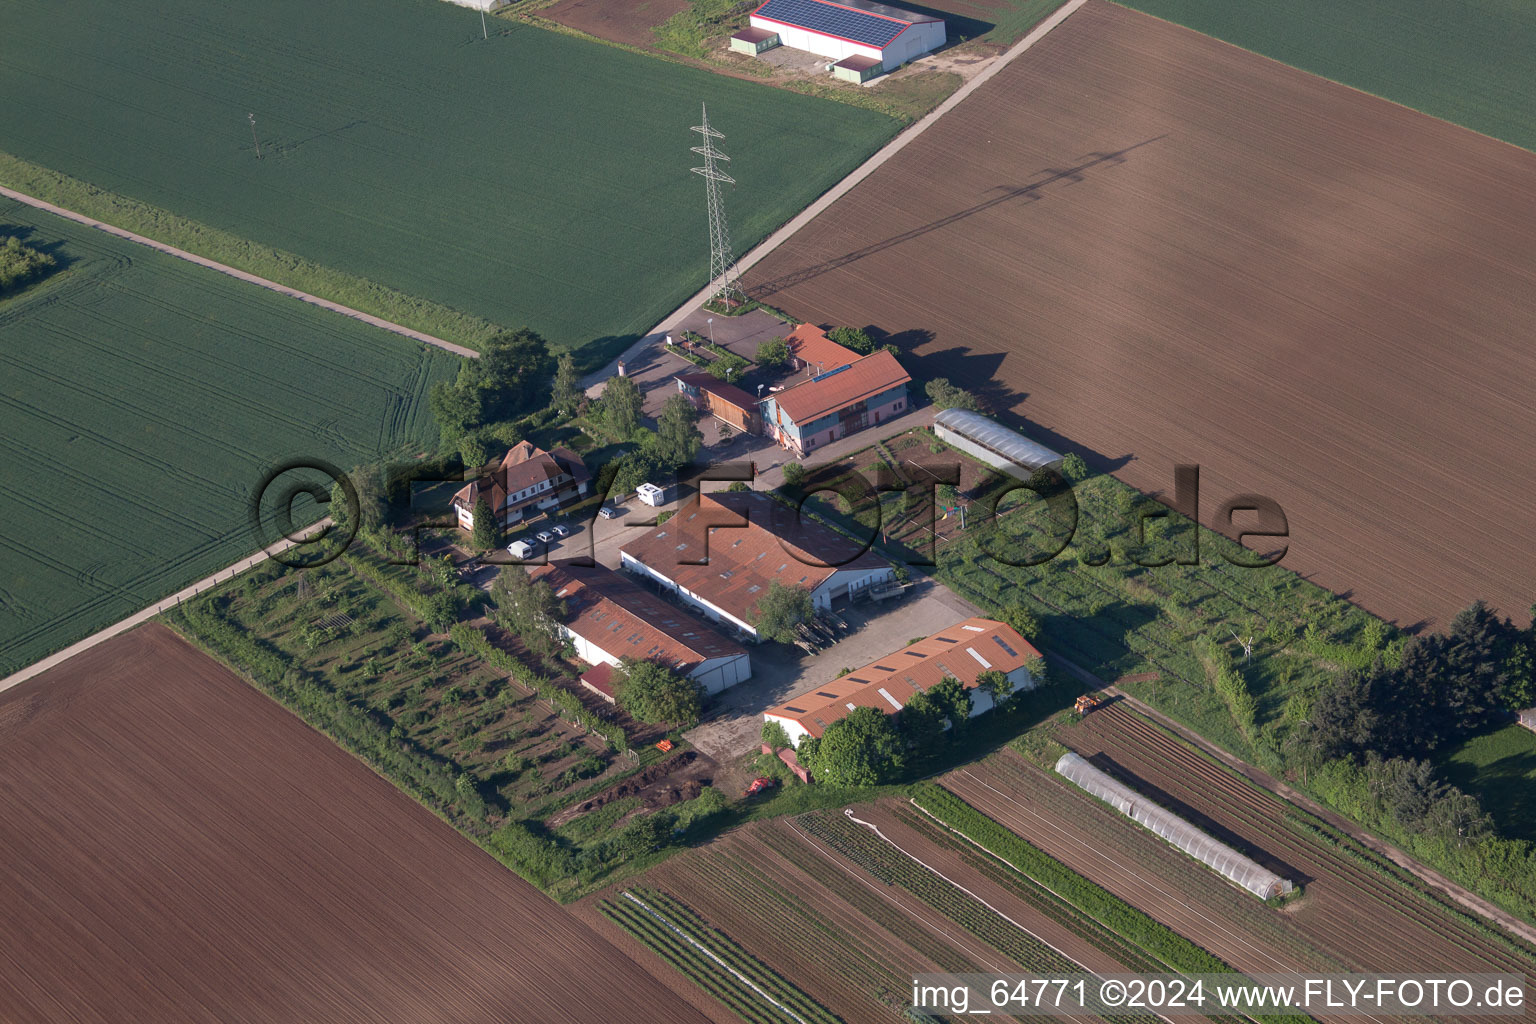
[[1288, 600, 1536, 846], [429, 328, 555, 449], [1294, 601, 1535, 765]]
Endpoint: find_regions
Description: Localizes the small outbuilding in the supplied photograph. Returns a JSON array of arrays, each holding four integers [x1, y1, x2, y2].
[[1520, 707, 1536, 733], [749, 0, 945, 74], [933, 408, 1064, 480], [731, 26, 782, 55], [833, 54, 885, 83]]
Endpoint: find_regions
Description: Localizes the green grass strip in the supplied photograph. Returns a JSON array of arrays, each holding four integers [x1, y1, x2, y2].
[[0, 149, 503, 350]]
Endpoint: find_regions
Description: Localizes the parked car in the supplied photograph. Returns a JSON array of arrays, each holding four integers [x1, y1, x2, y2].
[[551, 523, 570, 537], [535, 529, 555, 543], [598, 505, 620, 519]]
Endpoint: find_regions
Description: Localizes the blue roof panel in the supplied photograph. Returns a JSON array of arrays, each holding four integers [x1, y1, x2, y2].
[[755, 0, 908, 47]]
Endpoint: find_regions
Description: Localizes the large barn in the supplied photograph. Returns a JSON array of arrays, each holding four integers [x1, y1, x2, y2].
[[763, 618, 1041, 745], [620, 492, 895, 640], [748, 0, 946, 74]]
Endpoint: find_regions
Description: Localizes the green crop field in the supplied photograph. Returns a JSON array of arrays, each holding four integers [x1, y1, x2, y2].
[[1110, 0, 1536, 153], [0, 203, 457, 675], [1441, 724, 1536, 842], [0, 0, 899, 358]]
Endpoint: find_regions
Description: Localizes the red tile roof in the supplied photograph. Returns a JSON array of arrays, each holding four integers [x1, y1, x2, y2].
[[785, 323, 857, 375], [530, 563, 745, 674], [766, 617, 1041, 738], [579, 661, 617, 701], [771, 349, 910, 426], [452, 442, 590, 514], [618, 492, 889, 626]]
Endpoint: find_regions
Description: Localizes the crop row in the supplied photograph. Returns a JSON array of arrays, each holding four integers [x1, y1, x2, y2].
[[602, 889, 843, 1024], [910, 783, 1303, 1024]]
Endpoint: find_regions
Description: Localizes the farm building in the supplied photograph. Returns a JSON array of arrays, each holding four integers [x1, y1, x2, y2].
[[730, 25, 782, 55], [620, 492, 895, 640], [784, 323, 857, 376], [452, 441, 591, 532], [764, 617, 1041, 745], [748, 0, 945, 74], [934, 408, 1064, 480], [1055, 752, 1294, 900], [1520, 707, 1536, 733], [531, 564, 751, 694], [761, 350, 910, 457], [675, 372, 761, 434]]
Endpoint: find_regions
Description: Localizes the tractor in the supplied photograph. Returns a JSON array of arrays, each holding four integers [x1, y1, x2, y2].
[[1074, 694, 1104, 715]]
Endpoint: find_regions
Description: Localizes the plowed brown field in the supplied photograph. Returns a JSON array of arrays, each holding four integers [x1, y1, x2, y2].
[[744, 0, 1536, 629], [0, 624, 716, 1024]]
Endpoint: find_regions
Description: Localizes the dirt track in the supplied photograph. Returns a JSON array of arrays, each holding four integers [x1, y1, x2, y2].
[[743, 0, 1536, 629], [0, 624, 715, 1024]]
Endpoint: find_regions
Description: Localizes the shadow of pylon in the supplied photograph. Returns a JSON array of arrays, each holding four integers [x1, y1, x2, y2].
[[752, 135, 1168, 297]]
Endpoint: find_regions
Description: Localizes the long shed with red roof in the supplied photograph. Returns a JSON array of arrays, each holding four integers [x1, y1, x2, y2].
[[747, 0, 945, 74], [764, 617, 1041, 745]]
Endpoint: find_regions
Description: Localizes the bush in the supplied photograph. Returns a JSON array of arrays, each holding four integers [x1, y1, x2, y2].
[[755, 337, 791, 368], [781, 462, 806, 489], [925, 378, 979, 411], [826, 326, 874, 355], [762, 720, 791, 751], [0, 234, 57, 294]]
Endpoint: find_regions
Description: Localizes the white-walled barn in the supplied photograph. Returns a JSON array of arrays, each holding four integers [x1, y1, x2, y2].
[[530, 564, 751, 694], [749, 0, 945, 73], [619, 492, 895, 641]]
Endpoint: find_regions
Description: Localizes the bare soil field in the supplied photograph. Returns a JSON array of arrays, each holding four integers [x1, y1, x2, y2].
[[0, 624, 716, 1024], [543, 0, 690, 48], [743, 0, 1536, 630], [940, 711, 1535, 1021]]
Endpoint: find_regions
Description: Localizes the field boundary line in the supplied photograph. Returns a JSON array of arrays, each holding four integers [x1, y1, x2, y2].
[[619, 890, 810, 1024], [0, 184, 480, 360], [0, 520, 330, 697], [582, 0, 1091, 387], [1099, 686, 1536, 947]]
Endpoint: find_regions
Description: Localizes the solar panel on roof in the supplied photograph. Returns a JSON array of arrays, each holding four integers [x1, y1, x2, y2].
[[755, 0, 909, 47]]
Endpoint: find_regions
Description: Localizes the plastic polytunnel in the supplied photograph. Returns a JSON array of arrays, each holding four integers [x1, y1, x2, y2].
[[1055, 752, 1293, 900]]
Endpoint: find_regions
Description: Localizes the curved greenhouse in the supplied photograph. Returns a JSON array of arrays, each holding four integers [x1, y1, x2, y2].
[[1056, 752, 1293, 900]]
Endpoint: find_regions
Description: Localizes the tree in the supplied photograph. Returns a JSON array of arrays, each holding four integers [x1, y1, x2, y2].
[[598, 374, 643, 440], [781, 462, 806, 489], [899, 689, 947, 757], [479, 328, 553, 421], [616, 659, 704, 728], [827, 326, 874, 355], [470, 497, 500, 551], [428, 363, 487, 440], [706, 352, 749, 383], [458, 433, 490, 471], [751, 581, 815, 644], [761, 720, 791, 751], [925, 378, 980, 411], [802, 707, 904, 785], [330, 463, 386, 534], [1001, 605, 1041, 641], [756, 337, 791, 368], [490, 567, 566, 659], [1060, 452, 1090, 483], [656, 394, 704, 466], [975, 669, 1013, 708], [550, 352, 581, 416], [0, 235, 57, 294], [927, 676, 973, 734]]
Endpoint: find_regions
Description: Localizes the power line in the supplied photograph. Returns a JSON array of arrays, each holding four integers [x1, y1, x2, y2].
[[690, 103, 743, 306]]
